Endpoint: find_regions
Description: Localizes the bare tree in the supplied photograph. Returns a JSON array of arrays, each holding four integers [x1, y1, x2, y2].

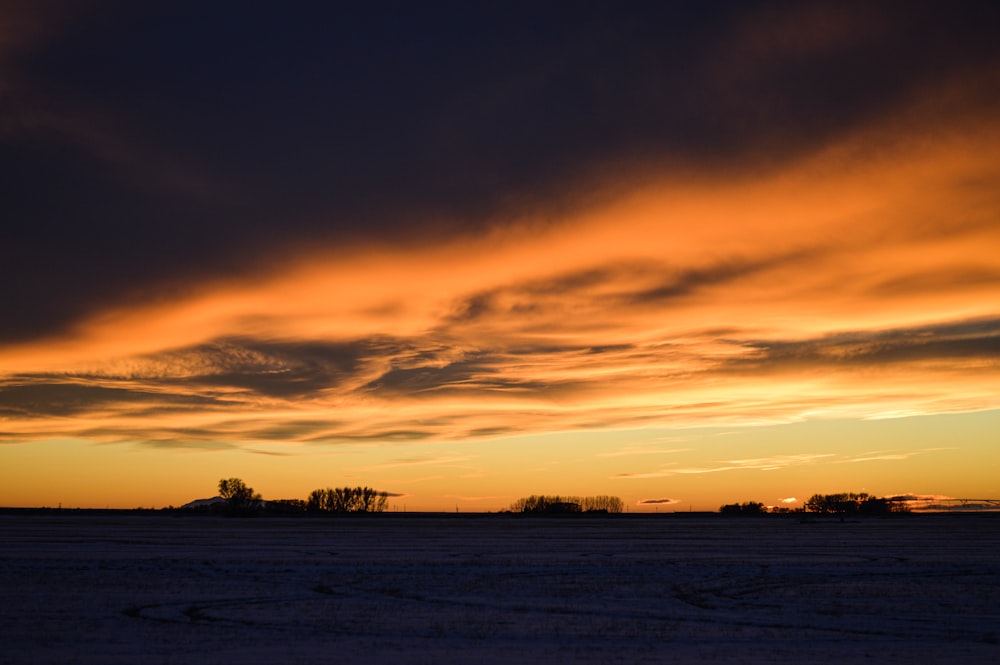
[[218, 477, 262, 515]]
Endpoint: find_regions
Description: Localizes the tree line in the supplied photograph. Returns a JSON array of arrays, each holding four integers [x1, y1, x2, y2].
[[506, 494, 625, 514], [209, 478, 391, 516], [803, 492, 909, 517], [307, 486, 388, 513], [204, 482, 628, 516], [720, 492, 909, 517]]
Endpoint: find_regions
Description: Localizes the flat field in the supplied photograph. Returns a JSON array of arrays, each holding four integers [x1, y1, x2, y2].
[[2, 512, 998, 664]]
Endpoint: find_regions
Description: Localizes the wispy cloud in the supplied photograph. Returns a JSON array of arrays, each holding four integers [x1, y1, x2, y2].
[[3, 312, 998, 448], [841, 451, 920, 463], [447, 495, 510, 503], [595, 445, 692, 458], [356, 455, 474, 472], [379, 475, 444, 486], [614, 444, 964, 480], [838, 447, 954, 464], [615, 453, 834, 479]]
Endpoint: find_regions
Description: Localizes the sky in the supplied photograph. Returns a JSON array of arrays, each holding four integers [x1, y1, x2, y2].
[[2, 1, 999, 511]]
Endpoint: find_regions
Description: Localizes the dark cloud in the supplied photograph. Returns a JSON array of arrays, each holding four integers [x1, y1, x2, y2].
[[450, 253, 810, 324], [623, 253, 812, 306], [0, 379, 218, 418], [0, 336, 398, 423], [586, 344, 636, 355], [465, 426, 520, 439], [4, 2, 1000, 341], [3, 312, 997, 444], [127, 439, 241, 452], [361, 351, 556, 398], [239, 420, 343, 443], [175, 338, 387, 398], [637, 498, 681, 505], [318, 429, 436, 443], [728, 317, 1000, 372]]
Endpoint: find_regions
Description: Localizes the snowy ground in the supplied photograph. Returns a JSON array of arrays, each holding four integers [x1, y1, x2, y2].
[[2, 513, 998, 664]]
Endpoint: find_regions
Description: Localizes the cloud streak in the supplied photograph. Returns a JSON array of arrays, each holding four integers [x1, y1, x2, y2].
[[614, 447, 964, 481], [614, 453, 836, 480]]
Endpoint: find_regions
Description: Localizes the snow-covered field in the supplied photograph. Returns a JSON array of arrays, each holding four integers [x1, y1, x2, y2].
[[2, 513, 998, 664]]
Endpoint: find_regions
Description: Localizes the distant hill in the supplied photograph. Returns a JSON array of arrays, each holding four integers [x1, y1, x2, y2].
[[180, 496, 226, 509]]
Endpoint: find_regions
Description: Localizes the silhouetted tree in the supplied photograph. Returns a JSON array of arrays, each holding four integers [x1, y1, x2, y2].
[[580, 495, 625, 513], [218, 477, 262, 515]]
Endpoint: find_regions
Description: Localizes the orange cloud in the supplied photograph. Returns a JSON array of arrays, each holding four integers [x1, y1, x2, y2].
[[2, 113, 999, 450]]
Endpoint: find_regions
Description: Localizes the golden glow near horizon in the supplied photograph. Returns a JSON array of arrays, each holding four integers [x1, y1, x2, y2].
[[3, 89, 1000, 510]]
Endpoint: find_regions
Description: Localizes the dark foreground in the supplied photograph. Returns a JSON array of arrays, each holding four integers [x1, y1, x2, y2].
[[1, 513, 998, 664]]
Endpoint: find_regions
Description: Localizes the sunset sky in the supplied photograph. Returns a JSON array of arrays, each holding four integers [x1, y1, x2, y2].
[[2, 1, 999, 511]]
